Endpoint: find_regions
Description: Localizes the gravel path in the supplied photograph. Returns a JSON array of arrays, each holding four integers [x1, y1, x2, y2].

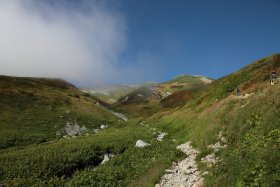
[[157, 142, 203, 187]]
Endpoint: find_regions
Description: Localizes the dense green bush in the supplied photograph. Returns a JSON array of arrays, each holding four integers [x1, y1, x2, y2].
[[68, 141, 180, 187], [0, 124, 179, 186]]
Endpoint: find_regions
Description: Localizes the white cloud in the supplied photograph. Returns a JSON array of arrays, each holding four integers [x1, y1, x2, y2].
[[0, 0, 126, 86]]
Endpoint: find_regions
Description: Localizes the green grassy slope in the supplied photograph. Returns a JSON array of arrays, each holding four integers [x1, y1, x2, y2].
[[0, 120, 181, 186], [0, 53, 279, 187], [164, 74, 210, 84], [190, 54, 280, 106], [146, 53, 280, 186], [158, 75, 210, 95], [0, 76, 119, 149], [0, 76, 181, 187]]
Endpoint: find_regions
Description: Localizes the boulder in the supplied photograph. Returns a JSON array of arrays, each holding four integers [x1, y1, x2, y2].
[[101, 153, 115, 164], [100, 124, 108, 129], [135, 140, 150, 147]]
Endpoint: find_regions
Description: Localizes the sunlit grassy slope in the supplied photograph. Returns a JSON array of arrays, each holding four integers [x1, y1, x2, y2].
[[146, 53, 280, 186]]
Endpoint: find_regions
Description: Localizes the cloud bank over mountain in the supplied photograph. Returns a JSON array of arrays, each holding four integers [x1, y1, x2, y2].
[[0, 0, 130, 86]]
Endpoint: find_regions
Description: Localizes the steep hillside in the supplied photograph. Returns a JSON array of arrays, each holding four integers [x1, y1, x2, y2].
[[0, 76, 119, 149], [192, 54, 280, 106], [146, 53, 280, 186], [164, 74, 213, 84], [111, 86, 162, 117], [112, 75, 211, 117], [160, 89, 194, 108], [157, 75, 212, 98]]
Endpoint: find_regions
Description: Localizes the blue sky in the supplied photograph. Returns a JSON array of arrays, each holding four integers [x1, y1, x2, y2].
[[119, 0, 280, 81], [0, 0, 279, 86]]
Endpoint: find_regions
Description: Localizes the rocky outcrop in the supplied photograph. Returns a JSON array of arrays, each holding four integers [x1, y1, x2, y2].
[[56, 121, 87, 137]]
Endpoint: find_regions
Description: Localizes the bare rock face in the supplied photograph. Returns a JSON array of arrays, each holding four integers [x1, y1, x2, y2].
[[135, 140, 150, 148]]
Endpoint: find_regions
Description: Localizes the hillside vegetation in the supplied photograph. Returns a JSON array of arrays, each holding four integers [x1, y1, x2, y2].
[[146, 53, 280, 186], [0, 76, 181, 186], [0, 122, 181, 186], [0, 53, 279, 187], [0, 76, 119, 149]]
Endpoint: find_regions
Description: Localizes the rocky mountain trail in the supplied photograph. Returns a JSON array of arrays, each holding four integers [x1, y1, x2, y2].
[[157, 142, 203, 187]]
